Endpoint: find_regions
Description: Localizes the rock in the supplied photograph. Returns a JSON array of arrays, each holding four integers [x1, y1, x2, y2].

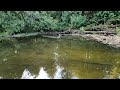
[[103, 38, 106, 40]]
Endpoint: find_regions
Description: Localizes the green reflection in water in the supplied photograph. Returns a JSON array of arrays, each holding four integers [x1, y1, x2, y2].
[[0, 36, 120, 79]]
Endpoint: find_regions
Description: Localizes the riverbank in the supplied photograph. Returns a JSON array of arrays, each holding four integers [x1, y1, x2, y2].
[[80, 34, 120, 48], [1, 31, 120, 48], [0, 32, 40, 38]]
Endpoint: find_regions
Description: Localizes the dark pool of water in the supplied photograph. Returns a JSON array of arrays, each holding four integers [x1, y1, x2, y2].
[[0, 36, 120, 79]]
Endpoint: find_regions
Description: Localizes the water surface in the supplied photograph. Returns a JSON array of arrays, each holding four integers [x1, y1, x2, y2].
[[0, 36, 120, 79]]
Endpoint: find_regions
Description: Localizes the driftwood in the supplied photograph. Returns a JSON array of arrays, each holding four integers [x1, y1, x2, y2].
[[82, 31, 116, 35], [85, 24, 120, 31], [0, 32, 41, 38], [0, 26, 118, 38]]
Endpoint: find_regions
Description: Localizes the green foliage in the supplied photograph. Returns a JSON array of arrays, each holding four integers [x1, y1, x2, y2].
[[116, 27, 120, 36], [70, 14, 86, 29], [88, 11, 118, 25], [0, 11, 25, 34], [0, 11, 120, 35]]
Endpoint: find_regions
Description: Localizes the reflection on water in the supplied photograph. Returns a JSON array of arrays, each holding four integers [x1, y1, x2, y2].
[[21, 66, 64, 79], [0, 36, 120, 79], [21, 68, 50, 79], [21, 43, 64, 79]]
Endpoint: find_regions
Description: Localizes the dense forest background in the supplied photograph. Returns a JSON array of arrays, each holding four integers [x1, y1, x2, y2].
[[0, 11, 120, 35]]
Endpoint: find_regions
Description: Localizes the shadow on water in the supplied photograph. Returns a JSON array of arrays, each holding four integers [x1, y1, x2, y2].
[[0, 36, 120, 79]]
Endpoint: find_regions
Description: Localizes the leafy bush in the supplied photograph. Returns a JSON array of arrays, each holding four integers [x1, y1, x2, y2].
[[0, 11, 120, 35], [116, 27, 120, 36], [70, 14, 87, 29]]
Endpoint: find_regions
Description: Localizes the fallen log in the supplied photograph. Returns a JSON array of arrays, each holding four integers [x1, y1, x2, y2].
[[85, 24, 120, 31]]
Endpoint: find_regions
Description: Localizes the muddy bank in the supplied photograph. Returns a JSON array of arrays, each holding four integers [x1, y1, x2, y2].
[[80, 34, 120, 48], [0, 32, 41, 38], [1, 31, 120, 48], [0, 31, 73, 39]]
